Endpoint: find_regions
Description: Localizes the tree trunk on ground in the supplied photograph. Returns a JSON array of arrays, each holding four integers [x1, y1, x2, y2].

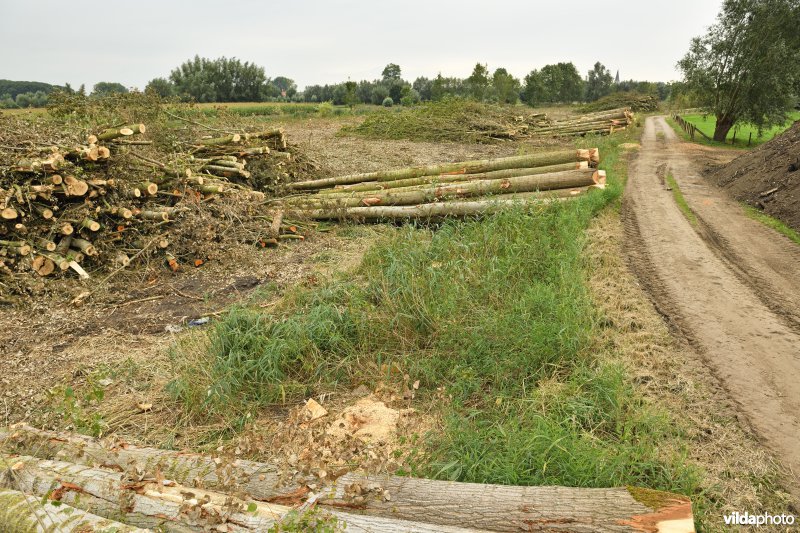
[[713, 114, 736, 142], [287, 169, 602, 209], [289, 150, 599, 190], [324, 473, 694, 533], [0, 488, 148, 533]]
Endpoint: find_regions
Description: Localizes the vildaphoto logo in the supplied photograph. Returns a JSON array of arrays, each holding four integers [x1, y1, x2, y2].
[[723, 512, 796, 526]]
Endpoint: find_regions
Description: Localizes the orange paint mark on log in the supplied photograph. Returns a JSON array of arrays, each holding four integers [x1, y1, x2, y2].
[[618, 500, 694, 532]]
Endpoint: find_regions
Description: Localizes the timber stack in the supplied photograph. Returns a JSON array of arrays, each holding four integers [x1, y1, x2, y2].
[[0, 424, 695, 532], [531, 107, 634, 137], [277, 148, 606, 221], [0, 123, 310, 281]]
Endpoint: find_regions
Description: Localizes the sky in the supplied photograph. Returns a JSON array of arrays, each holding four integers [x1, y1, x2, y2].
[[0, 0, 722, 91]]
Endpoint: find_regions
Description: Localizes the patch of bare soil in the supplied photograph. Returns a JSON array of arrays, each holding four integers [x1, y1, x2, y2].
[[709, 120, 800, 232], [587, 209, 792, 529], [624, 116, 800, 505]]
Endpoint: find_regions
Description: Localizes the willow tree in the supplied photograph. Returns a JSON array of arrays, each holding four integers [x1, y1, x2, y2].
[[678, 0, 800, 141]]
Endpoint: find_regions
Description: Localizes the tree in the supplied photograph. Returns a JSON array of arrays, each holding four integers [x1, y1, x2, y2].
[[272, 76, 297, 97], [492, 68, 520, 104], [371, 85, 390, 105], [382, 63, 402, 81], [521, 69, 545, 106], [91, 82, 128, 97], [467, 63, 491, 101], [145, 77, 174, 98], [343, 80, 359, 108], [413, 77, 433, 101], [169, 56, 267, 102], [585, 62, 613, 102], [678, 0, 800, 141]]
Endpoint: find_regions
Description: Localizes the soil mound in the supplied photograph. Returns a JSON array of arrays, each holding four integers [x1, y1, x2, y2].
[[709, 120, 800, 231]]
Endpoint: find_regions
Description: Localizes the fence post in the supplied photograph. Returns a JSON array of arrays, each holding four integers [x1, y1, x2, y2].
[[691, 124, 695, 141], [748, 132, 752, 146], [732, 130, 736, 145]]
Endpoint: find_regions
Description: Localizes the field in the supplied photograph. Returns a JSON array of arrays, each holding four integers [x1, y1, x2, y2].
[[674, 111, 800, 147], [0, 99, 796, 531]]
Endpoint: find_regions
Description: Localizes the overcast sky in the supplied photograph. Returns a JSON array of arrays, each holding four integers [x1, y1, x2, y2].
[[1, 1, 722, 91]]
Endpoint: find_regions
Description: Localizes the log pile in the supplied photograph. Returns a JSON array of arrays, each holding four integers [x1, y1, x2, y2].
[[0, 123, 309, 282], [0, 424, 695, 532], [530, 107, 634, 137], [278, 148, 606, 221]]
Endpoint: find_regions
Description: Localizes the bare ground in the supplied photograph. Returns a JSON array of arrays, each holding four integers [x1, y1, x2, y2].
[[624, 116, 800, 502]]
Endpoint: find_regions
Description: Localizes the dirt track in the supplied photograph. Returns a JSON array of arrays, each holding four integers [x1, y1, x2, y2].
[[624, 116, 800, 500]]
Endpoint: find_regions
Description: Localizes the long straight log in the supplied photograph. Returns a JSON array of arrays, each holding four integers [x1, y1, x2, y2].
[[0, 488, 149, 533], [198, 133, 241, 146], [287, 169, 603, 209], [322, 473, 694, 533], [288, 149, 600, 190], [0, 454, 478, 533], [319, 161, 590, 195], [291, 195, 565, 221]]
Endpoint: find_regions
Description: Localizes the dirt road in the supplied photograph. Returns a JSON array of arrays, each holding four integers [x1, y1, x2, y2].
[[624, 116, 800, 500]]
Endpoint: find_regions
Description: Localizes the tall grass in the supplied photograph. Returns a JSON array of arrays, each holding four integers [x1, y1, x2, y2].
[[167, 127, 701, 497]]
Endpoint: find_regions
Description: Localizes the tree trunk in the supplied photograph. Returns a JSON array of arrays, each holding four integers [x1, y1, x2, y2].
[[289, 150, 599, 190], [324, 473, 694, 533], [319, 161, 590, 195], [288, 169, 602, 209], [713, 114, 735, 142], [0, 488, 148, 533]]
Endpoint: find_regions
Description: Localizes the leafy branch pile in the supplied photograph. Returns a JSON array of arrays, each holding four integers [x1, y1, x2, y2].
[[277, 148, 605, 220], [579, 91, 659, 113], [342, 98, 632, 143], [0, 116, 315, 292]]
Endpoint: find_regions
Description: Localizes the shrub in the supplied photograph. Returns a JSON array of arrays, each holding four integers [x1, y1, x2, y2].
[[382, 97, 394, 107]]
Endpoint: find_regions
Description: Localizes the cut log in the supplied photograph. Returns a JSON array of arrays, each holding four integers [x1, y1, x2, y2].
[[135, 181, 159, 196], [34, 238, 56, 252], [80, 217, 101, 232], [70, 238, 97, 256], [0, 207, 17, 220], [32, 204, 53, 219], [0, 488, 149, 533], [320, 161, 591, 195], [288, 149, 600, 190], [0, 241, 31, 256], [288, 169, 602, 209], [63, 175, 89, 196], [97, 123, 146, 142], [31, 255, 55, 276], [59, 222, 74, 236], [198, 133, 241, 146], [270, 210, 284, 239], [322, 473, 694, 533], [13, 154, 64, 174]]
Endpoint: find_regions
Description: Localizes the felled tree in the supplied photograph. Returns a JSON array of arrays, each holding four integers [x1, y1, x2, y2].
[[678, 0, 800, 141]]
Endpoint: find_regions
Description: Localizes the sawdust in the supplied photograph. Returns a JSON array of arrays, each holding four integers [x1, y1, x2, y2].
[[326, 396, 413, 445]]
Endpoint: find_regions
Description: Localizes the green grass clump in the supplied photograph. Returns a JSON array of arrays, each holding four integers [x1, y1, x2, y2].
[[742, 204, 800, 245], [666, 174, 697, 225]]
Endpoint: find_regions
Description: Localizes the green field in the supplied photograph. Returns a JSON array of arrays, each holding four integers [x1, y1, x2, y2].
[[680, 111, 800, 147]]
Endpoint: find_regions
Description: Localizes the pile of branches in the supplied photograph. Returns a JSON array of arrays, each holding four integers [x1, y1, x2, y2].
[[580, 92, 659, 113], [0, 118, 315, 290], [276, 148, 606, 221], [343, 99, 632, 143]]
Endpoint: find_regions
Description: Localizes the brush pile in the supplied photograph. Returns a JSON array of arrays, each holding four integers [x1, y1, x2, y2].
[[344, 99, 633, 143], [0, 118, 314, 287], [277, 148, 605, 221], [580, 92, 659, 113]]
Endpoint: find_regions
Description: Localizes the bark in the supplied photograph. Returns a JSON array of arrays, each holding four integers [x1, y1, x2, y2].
[[70, 238, 97, 256], [270, 210, 284, 239], [34, 238, 56, 252], [0, 488, 149, 533], [289, 150, 599, 190], [322, 473, 694, 533], [319, 161, 590, 195], [136, 182, 159, 196], [80, 217, 101, 232], [97, 123, 146, 142], [291, 195, 566, 221], [202, 165, 251, 178], [713, 114, 735, 142], [288, 169, 602, 209]]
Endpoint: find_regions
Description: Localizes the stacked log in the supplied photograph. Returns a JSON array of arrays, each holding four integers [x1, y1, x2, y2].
[[0, 425, 695, 532], [0, 125, 303, 280], [533, 108, 634, 137], [280, 148, 606, 221]]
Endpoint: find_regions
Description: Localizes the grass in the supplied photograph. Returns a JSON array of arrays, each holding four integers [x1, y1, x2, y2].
[[165, 125, 705, 505], [742, 204, 800, 245], [192, 101, 378, 119], [668, 112, 799, 148], [665, 173, 697, 225]]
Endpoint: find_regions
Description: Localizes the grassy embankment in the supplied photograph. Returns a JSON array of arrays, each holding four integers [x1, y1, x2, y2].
[[165, 123, 706, 505], [742, 205, 800, 245], [667, 111, 800, 148]]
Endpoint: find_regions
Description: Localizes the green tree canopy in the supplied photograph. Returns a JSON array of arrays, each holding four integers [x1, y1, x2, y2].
[[467, 63, 491, 101], [678, 0, 800, 140], [381, 63, 402, 81], [169, 56, 267, 102], [272, 76, 297, 97], [492, 68, 520, 104], [145, 77, 174, 98], [522, 62, 584, 105], [585, 62, 613, 102], [92, 82, 129, 97]]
